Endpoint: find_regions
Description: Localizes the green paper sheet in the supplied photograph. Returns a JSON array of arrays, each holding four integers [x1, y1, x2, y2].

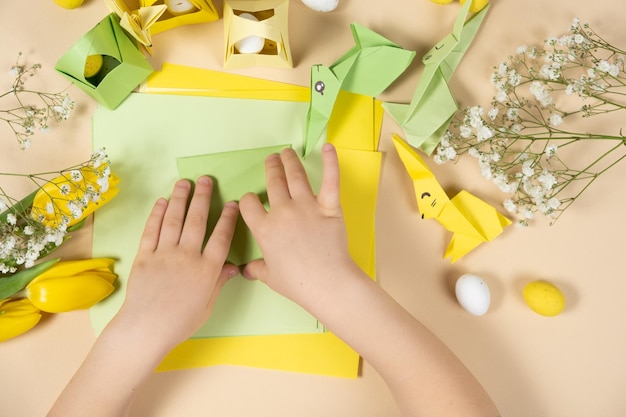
[[91, 93, 325, 337]]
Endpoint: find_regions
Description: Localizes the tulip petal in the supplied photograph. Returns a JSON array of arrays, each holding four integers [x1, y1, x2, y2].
[[0, 299, 42, 342], [27, 274, 115, 313], [30, 258, 116, 283]]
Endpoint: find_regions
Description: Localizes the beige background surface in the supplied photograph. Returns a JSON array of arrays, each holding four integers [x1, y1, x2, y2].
[[2, 1, 626, 416]]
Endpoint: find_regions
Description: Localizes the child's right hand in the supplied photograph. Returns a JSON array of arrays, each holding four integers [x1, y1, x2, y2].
[[239, 144, 361, 310]]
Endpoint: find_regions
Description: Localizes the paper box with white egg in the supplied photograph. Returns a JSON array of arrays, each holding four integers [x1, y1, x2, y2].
[[223, 0, 293, 69], [55, 14, 153, 110], [140, 0, 219, 35]]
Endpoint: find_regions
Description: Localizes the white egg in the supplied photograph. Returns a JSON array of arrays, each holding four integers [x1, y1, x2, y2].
[[455, 274, 491, 316], [164, 0, 196, 16], [300, 0, 339, 12], [235, 13, 265, 54]]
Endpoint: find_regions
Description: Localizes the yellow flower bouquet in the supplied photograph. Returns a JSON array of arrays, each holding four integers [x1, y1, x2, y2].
[[0, 150, 119, 341]]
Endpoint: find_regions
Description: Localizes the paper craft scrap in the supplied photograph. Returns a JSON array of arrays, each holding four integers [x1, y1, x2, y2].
[[140, 0, 219, 35], [383, 1, 489, 155], [327, 91, 384, 153], [303, 23, 415, 156], [140, 62, 309, 101], [223, 0, 292, 69], [158, 330, 357, 376], [391, 134, 510, 263], [104, 0, 167, 55], [55, 14, 153, 110]]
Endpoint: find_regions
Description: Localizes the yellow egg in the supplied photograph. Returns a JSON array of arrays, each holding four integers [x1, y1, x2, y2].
[[459, 0, 489, 12], [523, 281, 566, 317], [84, 55, 104, 78], [53, 0, 84, 9]]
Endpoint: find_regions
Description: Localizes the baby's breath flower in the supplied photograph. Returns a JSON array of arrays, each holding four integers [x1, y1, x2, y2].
[[503, 199, 516, 214], [441, 18, 626, 225], [1, 53, 75, 150], [7, 213, 17, 226], [545, 144, 558, 159], [549, 113, 563, 126], [1, 149, 118, 273], [70, 170, 83, 182]]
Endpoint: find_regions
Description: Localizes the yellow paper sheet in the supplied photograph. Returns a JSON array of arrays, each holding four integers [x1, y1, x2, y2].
[[140, 63, 309, 101]]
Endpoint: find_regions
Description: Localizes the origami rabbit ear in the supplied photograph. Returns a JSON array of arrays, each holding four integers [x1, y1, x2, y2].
[[391, 134, 449, 220], [382, 1, 489, 155]]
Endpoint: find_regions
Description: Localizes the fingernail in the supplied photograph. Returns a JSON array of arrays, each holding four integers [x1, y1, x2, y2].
[[224, 201, 239, 210], [176, 179, 191, 189], [197, 176, 211, 185]]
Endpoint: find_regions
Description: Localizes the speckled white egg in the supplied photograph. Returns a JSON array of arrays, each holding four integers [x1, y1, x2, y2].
[[235, 13, 265, 54], [455, 274, 491, 316], [300, 0, 339, 12]]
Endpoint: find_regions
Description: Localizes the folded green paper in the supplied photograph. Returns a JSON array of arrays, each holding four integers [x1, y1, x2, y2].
[[383, 1, 489, 155], [55, 14, 153, 110], [303, 23, 415, 156]]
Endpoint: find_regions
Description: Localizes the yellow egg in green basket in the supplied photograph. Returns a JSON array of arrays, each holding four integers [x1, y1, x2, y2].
[[84, 55, 104, 79], [523, 281, 565, 317], [53, 0, 84, 9]]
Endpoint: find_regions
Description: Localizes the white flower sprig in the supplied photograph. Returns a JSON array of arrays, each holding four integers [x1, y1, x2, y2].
[[1, 52, 75, 150], [0, 149, 113, 274], [435, 18, 626, 226]]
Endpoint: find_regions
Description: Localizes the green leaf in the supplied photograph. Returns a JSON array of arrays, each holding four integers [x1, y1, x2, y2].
[[0, 258, 60, 300], [0, 189, 38, 223], [67, 218, 87, 232]]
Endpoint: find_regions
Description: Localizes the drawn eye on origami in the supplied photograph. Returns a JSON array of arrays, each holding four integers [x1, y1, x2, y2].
[[314, 81, 325, 95], [419, 192, 437, 219], [435, 43, 445, 50]]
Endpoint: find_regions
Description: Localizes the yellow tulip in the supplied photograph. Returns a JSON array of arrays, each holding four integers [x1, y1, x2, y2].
[[26, 258, 117, 313], [430, 0, 489, 12], [0, 298, 42, 342], [31, 166, 119, 228], [459, 0, 489, 13]]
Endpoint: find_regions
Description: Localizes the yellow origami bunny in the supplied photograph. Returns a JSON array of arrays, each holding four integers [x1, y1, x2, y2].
[[392, 134, 510, 263]]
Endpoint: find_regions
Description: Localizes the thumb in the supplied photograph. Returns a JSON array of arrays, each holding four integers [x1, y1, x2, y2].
[[216, 264, 240, 288], [241, 259, 268, 282]]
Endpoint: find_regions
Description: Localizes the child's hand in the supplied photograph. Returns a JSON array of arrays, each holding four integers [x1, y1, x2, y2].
[[117, 176, 239, 352], [239, 144, 359, 309]]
